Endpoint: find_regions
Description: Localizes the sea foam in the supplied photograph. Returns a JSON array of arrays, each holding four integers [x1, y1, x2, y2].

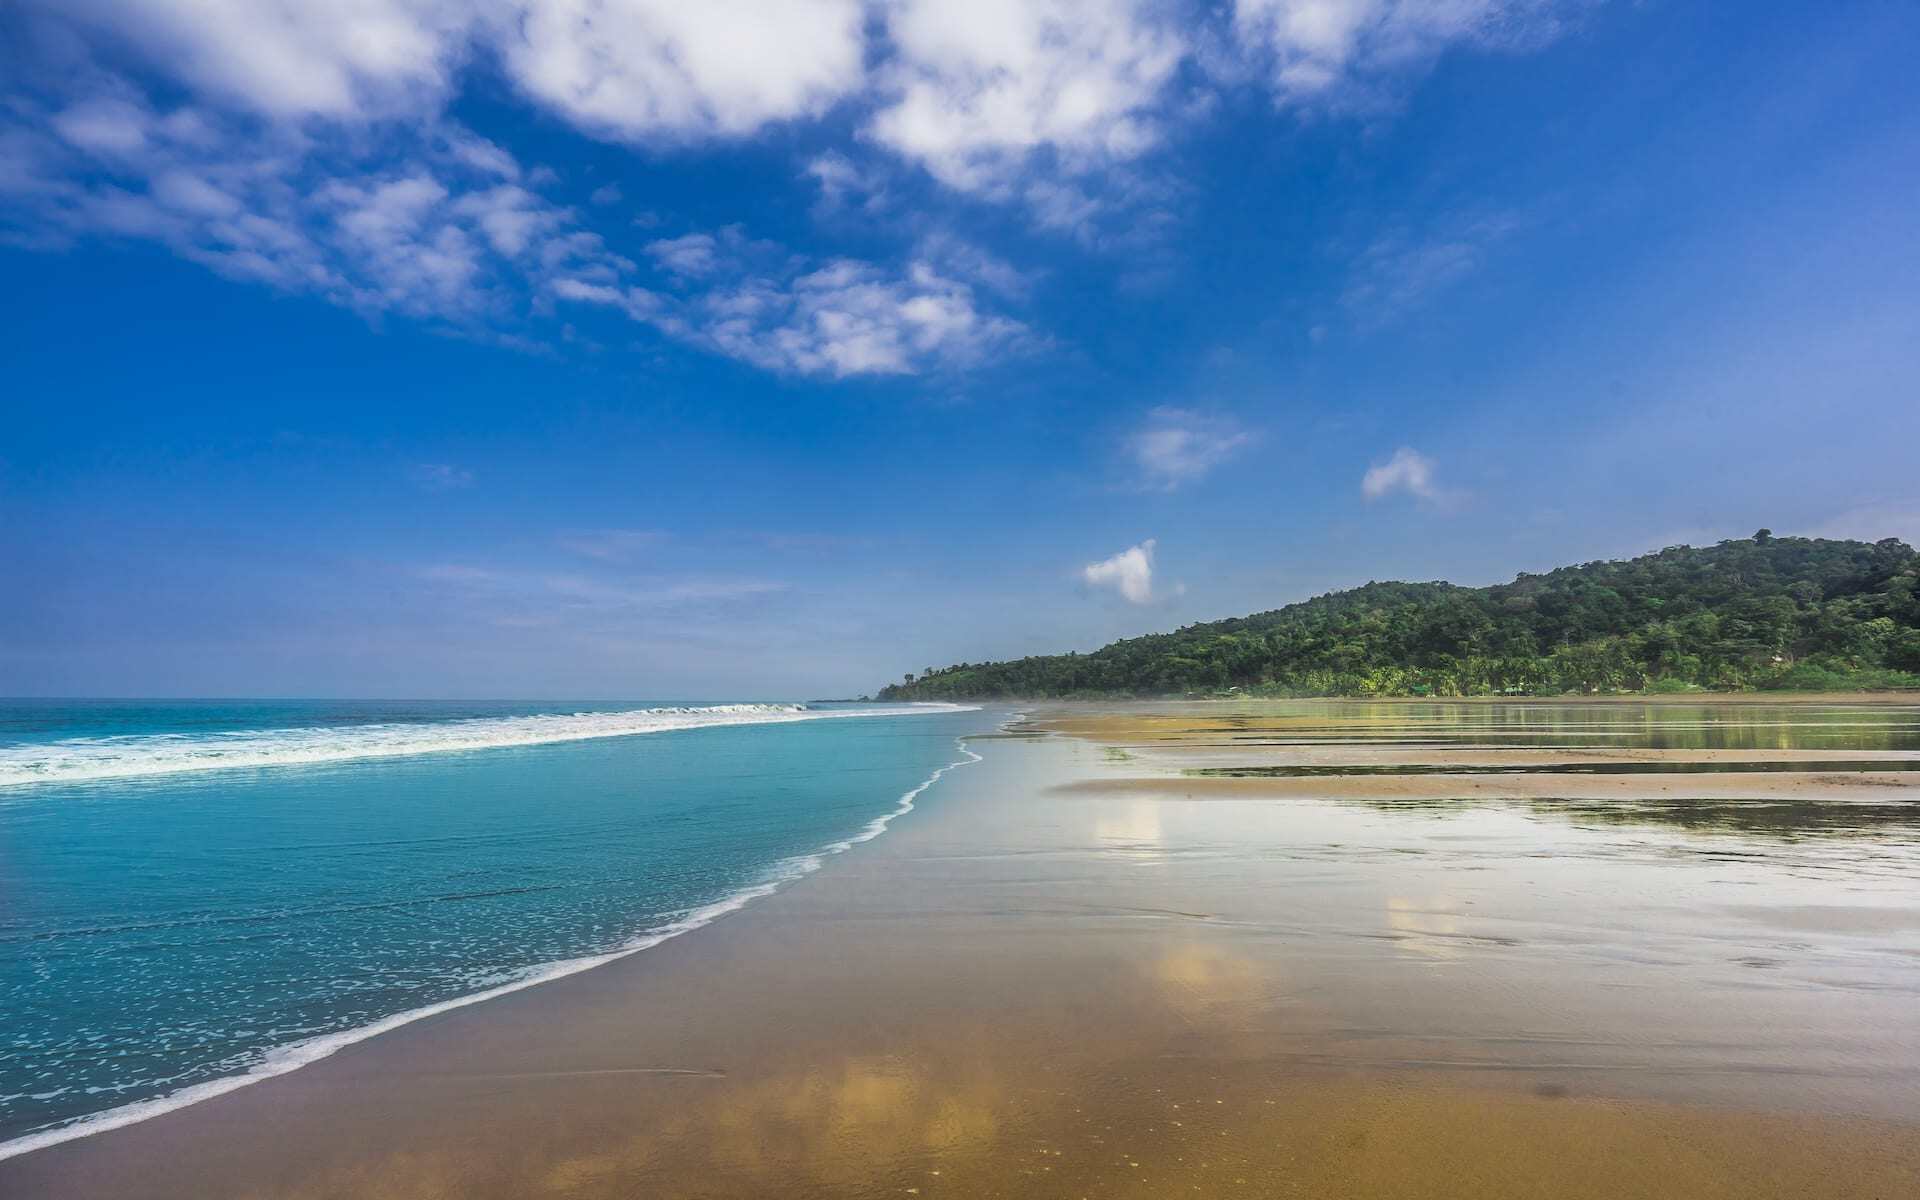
[[0, 702, 975, 788]]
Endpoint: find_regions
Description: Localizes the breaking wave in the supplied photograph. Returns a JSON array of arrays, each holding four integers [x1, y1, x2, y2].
[[0, 703, 977, 788]]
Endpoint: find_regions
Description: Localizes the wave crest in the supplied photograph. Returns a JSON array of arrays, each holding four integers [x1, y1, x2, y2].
[[0, 703, 975, 788]]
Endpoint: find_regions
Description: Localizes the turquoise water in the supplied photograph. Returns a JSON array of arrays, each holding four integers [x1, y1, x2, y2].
[[0, 699, 992, 1153]]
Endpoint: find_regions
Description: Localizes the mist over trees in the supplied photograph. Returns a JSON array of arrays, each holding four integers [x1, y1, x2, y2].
[[881, 535, 1920, 700]]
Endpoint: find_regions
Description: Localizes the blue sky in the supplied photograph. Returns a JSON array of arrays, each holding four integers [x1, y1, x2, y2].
[[3, 1, 1918, 699]]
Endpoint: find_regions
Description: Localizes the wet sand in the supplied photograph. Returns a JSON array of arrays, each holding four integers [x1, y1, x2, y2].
[[7, 700, 1920, 1198]]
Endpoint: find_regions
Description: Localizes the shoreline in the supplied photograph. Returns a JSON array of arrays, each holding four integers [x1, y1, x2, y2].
[[0, 734, 987, 1165], [7, 698, 1917, 1198], [0, 700, 982, 789]]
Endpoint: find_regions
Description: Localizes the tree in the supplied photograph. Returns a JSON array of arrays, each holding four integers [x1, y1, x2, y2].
[[878, 534, 1920, 700]]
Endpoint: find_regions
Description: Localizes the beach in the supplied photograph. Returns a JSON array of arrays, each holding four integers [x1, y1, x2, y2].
[[6, 698, 1920, 1198]]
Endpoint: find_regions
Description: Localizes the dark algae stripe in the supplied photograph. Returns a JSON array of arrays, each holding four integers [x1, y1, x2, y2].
[[1186, 759, 1920, 778]]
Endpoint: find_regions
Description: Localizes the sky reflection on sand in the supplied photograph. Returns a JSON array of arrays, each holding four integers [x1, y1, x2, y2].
[[4, 700, 1917, 1199]]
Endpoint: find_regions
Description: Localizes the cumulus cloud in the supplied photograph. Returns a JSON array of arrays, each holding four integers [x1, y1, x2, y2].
[[2, 0, 1590, 369], [15, 1, 1591, 221], [45, 1, 869, 140], [1083, 539, 1159, 604], [1128, 407, 1254, 490], [502, 0, 868, 141], [52, 0, 471, 120], [30, 1, 1584, 162], [869, 0, 1186, 195], [1361, 446, 1438, 501]]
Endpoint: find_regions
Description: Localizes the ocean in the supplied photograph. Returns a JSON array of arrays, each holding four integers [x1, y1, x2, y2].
[[0, 698, 992, 1156]]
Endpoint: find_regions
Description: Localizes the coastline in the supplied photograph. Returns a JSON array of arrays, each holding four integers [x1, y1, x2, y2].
[[7, 698, 1918, 1198], [0, 728, 985, 1166]]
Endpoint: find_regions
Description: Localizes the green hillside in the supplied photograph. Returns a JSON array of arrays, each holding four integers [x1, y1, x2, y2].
[[880, 533, 1920, 700]]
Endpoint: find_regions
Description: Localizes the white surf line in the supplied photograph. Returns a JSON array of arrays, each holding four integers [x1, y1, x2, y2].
[[0, 731, 990, 1164], [0, 702, 979, 789]]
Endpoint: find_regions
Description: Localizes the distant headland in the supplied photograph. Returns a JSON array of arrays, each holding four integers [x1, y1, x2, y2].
[[882, 533, 1920, 701]]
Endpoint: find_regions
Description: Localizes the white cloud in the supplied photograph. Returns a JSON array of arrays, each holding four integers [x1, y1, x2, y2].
[[55, 0, 472, 120], [869, 0, 1186, 194], [452, 184, 567, 256], [47, 2, 870, 143], [1232, 1, 1578, 105], [1083, 539, 1158, 605], [4, 88, 624, 318], [443, 131, 521, 179], [2, 0, 1592, 370], [18, 1, 1590, 242], [1361, 446, 1438, 501], [588, 182, 621, 205], [556, 248, 1030, 378], [915, 231, 1038, 299], [645, 232, 722, 277], [7, 82, 1032, 377], [804, 150, 891, 216], [501, 0, 868, 141], [1128, 407, 1254, 489], [49, 97, 154, 155]]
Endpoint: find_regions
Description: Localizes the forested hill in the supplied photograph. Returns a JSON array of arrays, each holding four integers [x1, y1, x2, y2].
[[879, 534, 1920, 700]]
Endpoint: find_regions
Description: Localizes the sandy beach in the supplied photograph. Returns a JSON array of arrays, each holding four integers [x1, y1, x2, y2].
[[6, 699, 1919, 1198]]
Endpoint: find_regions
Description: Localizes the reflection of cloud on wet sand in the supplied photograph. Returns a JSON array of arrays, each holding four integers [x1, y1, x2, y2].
[[539, 1056, 1005, 1195], [1094, 799, 1165, 863], [1386, 896, 1467, 960], [1152, 943, 1265, 1024]]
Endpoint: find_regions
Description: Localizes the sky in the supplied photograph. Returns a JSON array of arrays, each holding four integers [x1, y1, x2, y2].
[[2, 1, 1918, 699]]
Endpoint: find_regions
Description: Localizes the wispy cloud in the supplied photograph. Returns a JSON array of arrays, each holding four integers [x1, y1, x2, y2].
[[0, 81, 1032, 379], [416, 562, 787, 614], [554, 251, 1032, 378], [1082, 539, 1160, 605], [1232, 1, 1584, 109], [1342, 211, 1521, 328], [745, 531, 880, 554], [1804, 503, 1920, 547], [1127, 407, 1255, 490], [644, 232, 725, 278], [804, 151, 891, 217], [557, 529, 671, 562], [868, 1, 1185, 198], [410, 462, 474, 490], [415, 563, 497, 584], [1361, 446, 1440, 502]]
